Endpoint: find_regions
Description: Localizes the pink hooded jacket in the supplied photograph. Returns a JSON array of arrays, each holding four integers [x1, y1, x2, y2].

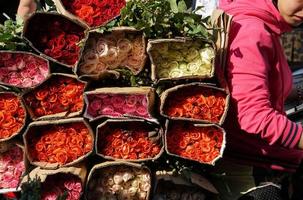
[[219, 0, 303, 171]]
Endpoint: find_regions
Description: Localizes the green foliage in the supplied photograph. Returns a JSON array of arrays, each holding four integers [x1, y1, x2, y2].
[[20, 176, 41, 200], [120, 0, 211, 40], [0, 16, 28, 51]]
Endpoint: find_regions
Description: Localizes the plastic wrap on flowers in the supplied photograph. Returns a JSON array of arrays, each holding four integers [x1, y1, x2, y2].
[[22, 165, 87, 200], [96, 119, 163, 162], [0, 51, 50, 89], [154, 169, 218, 199], [160, 83, 229, 125], [75, 27, 147, 80], [23, 118, 94, 169], [0, 141, 27, 194], [0, 92, 27, 142], [164, 120, 226, 166], [22, 12, 86, 68], [86, 161, 152, 200], [53, 0, 126, 28], [84, 87, 155, 121], [22, 73, 87, 121], [147, 38, 216, 83]]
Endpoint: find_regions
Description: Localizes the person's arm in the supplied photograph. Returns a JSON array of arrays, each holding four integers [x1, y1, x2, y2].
[[227, 20, 303, 149], [17, 0, 37, 20]]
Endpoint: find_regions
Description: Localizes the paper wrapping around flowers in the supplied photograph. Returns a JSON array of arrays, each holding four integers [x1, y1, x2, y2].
[[147, 38, 216, 83], [0, 92, 27, 142], [23, 118, 94, 169], [75, 27, 147, 80], [53, 0, 126, 28], [160, 82, 230, 125], [96, 119, 164, 162], [23, 12, 86, 68], [0, 141, 27, 194], [0, 51, 50, 89], [22, 165, 87, 200], [86, 161, 152, 200], [84, 87, 155, 121], [22, 73, 87, 121], [164, 120, 226, 166]]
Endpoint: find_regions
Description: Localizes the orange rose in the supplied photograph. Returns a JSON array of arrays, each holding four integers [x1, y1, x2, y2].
[[35, 90, 48, 101]]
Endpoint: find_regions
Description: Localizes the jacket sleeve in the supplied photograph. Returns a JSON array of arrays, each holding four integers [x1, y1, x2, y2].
[[227, 20, 302, 149]]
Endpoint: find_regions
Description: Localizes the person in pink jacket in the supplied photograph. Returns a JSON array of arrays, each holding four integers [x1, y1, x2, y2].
[[211, 0, 303, 199]]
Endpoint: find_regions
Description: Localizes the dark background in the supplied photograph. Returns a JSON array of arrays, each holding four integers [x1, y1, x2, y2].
[[0, 0, 19, 23]]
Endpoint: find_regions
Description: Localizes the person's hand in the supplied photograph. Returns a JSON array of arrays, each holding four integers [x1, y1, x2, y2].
[[17, 0, 37, 20]]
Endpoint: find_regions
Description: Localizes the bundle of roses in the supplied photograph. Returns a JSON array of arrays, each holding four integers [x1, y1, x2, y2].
[[165, 121, 225, 164], [84, 87, 154, 121], [87, 163, 151, 200], [40, 173, 82, 200], [0, 52, 50, 88], [161, 83, 229, 124], [147, 39, 215, 82], [23, 74, 86, 120], [0, 144, 26, 190], [96, 120, 162, 161], [23, 13, 85, 67], [58, 0, 126, 27], [24, 119, 93, 168], [77, 28, 146, 79], [0, 92, 26, 141]]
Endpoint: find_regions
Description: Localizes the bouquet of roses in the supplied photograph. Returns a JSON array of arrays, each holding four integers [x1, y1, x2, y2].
[[0, 52, 50, 88], [23, 13, 85, 67], [77, 28, 146, 79], [23, 74, 86, 120], [161, 83, 229, 124], [165, 121, 225, 164], [96, 120, 162, 161], [58, 0, 126, 27], [24, 119, 93, 168], [84, 87, 154, 121], [0, 143, 26, 190], [148, 39, 215, 82], [0, 92, 26, 141], [40, 173, 82, 200], [87, 162, 151, 200]]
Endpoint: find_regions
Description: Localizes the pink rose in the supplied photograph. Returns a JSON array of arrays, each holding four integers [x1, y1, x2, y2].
[[0, 53, 12, 61], [122, 104, 137, 114], [33, 73, 46, 84], [8, 76, 21, 86], [67, 190, 81, 200], [5, 61, 18, 71], [7, 179, 19, 188], [22, 78, 33, 88], [111, 95, 125, 109], [20, 69, 30, 78], [42, 192, 58, 200], [100, 105, 115, 116], [89, 99, 102, 111], [102, 96, 112, 105], [141, 96, 148, 107], [39, 63, 50, 76], [16, 59, 26, 70], [86, 106, 98, 118], [27, 67, 38, 77], [2, 171, 14, 183], [0, 68, 9, 79], [126, 95, 138, 107]]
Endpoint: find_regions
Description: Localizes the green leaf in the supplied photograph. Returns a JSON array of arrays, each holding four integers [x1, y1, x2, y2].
[[168, 0, 179, 13], [178, 0, 187, 12]]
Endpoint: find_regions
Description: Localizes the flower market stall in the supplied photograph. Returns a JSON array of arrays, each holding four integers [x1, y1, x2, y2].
[[0, 0, 232, 199]]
